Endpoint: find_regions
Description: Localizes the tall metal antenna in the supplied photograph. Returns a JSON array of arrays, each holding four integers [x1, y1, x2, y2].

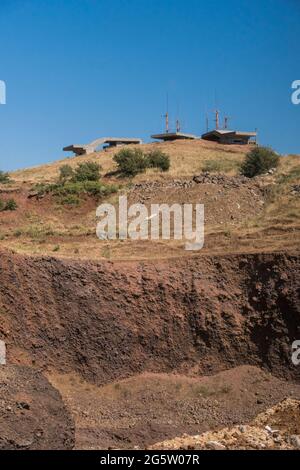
[[224, 116, 230, 129], [214, 109, 220, 130], [206, 113, 209, 132], [176, 99, 181, 133], [163, 93, 169, 133]]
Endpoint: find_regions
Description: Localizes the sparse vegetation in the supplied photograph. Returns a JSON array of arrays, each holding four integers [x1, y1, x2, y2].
[[241, 146, 280, 178], [0, 170, 11, 184], [202, 159, 241, 174], [276, 165, 300, 184], [0, 198, 18, 211], [72, 162, 102, 182], [113, 148, 170, 176], [146, 150, 170, 172], [35, 180, 118, 204], [54, 181, 118, 199], [59, 164, 74, 183], [113, 148, 148, 176], [34, 163, 118, 205]]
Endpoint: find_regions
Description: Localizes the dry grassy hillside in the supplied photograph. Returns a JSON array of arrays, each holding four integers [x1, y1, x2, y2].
[[0, 139, 299, 260], [11, 139, 246, 183]]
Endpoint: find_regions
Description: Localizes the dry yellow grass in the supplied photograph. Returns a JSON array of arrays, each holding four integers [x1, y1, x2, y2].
[[11, 139, 247, 184], [1, 141, 299, 260]]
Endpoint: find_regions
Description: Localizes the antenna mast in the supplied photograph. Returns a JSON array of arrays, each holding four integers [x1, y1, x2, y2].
[[224, 116, 230, 129], [176, 99, 181, 133], [163, 93, 169, 133], [214, 110, 220, 130]]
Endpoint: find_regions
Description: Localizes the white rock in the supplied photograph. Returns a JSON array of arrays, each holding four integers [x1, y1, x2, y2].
[[206, 441, 226, 450], [0, 340, 6, 365], [290, 435, 300, 449]]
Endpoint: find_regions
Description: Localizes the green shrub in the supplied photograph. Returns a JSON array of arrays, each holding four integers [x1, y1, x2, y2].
[[146, 150, 170, 172], [0, 198, 18, 211], [32, 164, 118, 204], [241, 146, 280, 178], [82, 180, 118, 197], [59, 164, 74, 183], [5, 199, 18, 211], [0, 170, 11, 184], [39, 180, 118, 205], [114, 148, 171, 176], [72, 162, 101, 182], [53, 181, 83, 196], [0, 199, 16, 211], [113, 148, 148, 177], [58, 194, 81, 206]]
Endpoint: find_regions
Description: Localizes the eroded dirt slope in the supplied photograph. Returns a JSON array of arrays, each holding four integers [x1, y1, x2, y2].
[[0, 250, 299, 384], [0, 365, 74, 450]]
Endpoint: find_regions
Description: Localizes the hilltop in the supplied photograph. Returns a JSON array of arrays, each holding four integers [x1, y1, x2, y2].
[[0, 139, 299, 260]]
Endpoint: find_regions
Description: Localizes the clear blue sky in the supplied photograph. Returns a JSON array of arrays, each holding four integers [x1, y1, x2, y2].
[[0, 0, 299, 171]]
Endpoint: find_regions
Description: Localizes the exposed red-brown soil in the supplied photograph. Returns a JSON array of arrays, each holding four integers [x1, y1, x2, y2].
[[0, 365, 75, 450], [49, 366, 300, 450], [0, 249, 299, 384]]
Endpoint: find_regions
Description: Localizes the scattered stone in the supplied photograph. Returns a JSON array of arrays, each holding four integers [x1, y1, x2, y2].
[[290, 435, 300, 449], [0, 340, 6, 365], [16, 401, 30, 410], [206, 441, 226, 450], [16, 438, 34, 449]]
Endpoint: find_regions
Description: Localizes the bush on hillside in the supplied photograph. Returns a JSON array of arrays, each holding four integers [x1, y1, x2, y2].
[[241, 146, 280, 178], [59, 164, 74, 183], [114, 148, 171, 176], [146, 150, 170, 172], [0, 198, 18, 211], [0, 170, 11, 184], [113, 148, 148, 176], [72, 162, 102, 182]]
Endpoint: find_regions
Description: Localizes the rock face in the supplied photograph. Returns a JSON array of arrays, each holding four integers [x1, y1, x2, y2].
[[0, 250, 299, 385], [0, 365, 75, 450]]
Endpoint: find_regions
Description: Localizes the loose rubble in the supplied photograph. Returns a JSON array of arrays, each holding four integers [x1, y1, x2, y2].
[[150, 399, 300, 450]]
